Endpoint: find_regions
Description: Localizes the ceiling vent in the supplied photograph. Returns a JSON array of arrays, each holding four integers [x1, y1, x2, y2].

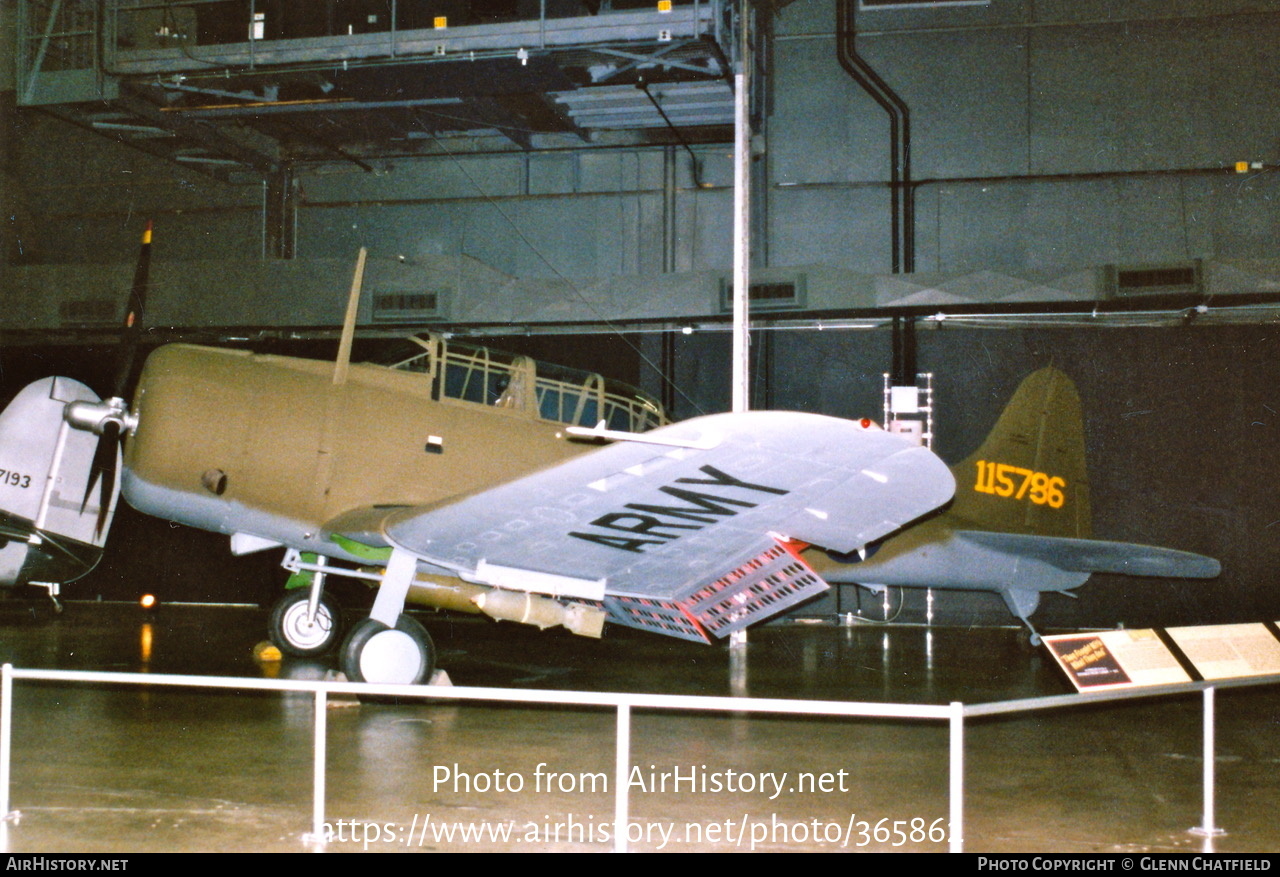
[[1107, 261, 1203, 298], [372, 290, 449, 323], [718, 276, 807, 314]]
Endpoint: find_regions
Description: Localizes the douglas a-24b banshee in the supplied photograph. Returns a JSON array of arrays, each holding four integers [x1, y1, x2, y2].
[[0, 226, 1219, 681]]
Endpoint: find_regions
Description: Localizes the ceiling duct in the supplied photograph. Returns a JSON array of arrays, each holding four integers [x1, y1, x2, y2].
[[372, 290, 450, 323], [1107, 261, 1204, 298], [718, 275, 807, 313]]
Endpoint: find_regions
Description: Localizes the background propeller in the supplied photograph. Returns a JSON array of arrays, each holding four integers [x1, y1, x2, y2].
[[77, 221, 151, 536]]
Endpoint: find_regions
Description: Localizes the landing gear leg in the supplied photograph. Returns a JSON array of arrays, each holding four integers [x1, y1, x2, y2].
[[339, 548, 435, 685], [1001, 588, 1044, 647], [270, 552, 344, 656], [30, 582, 62, 615], [269, 588, 343, 657]]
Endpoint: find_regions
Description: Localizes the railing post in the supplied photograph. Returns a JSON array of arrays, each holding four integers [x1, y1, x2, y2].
[[614, 701, 631, 853], [949, 700, 963, 853], [310, 688, 328, 845], [0, 664, 11, 820], [1191, 685, 1225, 839], [1203, 685, 1215, 834]]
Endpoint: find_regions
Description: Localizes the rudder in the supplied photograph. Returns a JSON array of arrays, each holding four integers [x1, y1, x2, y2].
[[949, 368, 1090, 540]]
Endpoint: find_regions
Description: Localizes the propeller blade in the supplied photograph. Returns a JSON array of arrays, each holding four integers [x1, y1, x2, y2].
[[77, 221, 151, 536], [111, 220, 152, 400], [80, 420, 120, 539]]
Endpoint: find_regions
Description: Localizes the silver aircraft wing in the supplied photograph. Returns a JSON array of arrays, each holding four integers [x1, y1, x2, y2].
[[380, 411, 955, 641]]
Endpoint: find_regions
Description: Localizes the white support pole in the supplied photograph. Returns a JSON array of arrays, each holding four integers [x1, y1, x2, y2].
[[729, 0, 752, 648], [730, 1, 751, 416], [614, 703, 632, 853], [949, 700, 964, 853], [311, 689, 328, 844]]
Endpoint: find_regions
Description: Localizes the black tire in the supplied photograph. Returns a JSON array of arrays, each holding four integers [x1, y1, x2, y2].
[[340, 614, 435, 686], [268, 589, 343, 658]]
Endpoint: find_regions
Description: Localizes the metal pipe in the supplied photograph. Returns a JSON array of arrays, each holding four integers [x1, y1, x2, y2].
[[835, 0, 913, 273], [890, 314, 915, 386]]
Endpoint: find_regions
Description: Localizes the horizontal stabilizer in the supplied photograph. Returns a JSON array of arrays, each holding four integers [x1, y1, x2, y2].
[[957, 531, 1221, 579]]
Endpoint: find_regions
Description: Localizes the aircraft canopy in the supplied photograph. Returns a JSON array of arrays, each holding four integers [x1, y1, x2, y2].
[[376, 333, 666, 433]]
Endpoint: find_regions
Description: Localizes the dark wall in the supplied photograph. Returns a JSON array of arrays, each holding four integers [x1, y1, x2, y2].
[[660, 322, 1276, 630]]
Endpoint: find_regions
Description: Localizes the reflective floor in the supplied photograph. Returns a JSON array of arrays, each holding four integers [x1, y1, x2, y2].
[[0, 601, 1277, 853]]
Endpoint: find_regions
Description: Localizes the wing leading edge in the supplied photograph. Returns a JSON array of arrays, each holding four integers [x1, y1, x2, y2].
[[380, 411, 955, 640]]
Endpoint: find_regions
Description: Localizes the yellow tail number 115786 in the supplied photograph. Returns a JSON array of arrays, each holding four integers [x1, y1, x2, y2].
[[974, 460, 1066, 509]]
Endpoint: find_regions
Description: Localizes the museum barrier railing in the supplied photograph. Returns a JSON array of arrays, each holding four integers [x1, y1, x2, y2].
[[0, 664, 1274, 852]]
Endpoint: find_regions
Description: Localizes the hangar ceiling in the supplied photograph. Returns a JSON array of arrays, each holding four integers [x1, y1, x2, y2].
[[18, 0, 741, 180], [14, 1, 1279, 333]]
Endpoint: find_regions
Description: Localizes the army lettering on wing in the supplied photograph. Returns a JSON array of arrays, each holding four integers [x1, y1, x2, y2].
[[568, 464, 789, 553]]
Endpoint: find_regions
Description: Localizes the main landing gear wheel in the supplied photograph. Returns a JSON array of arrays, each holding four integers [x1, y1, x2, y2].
[[269, 590, 343, 657], [340, 615, 435, 686]]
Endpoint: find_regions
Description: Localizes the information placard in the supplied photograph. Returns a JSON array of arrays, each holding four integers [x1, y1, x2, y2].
[[1164, 623, 1280, 680], [1044, 630, 1190, 691]]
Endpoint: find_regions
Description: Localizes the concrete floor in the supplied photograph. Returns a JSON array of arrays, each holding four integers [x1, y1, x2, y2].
[[0, 600, 1276, 853]]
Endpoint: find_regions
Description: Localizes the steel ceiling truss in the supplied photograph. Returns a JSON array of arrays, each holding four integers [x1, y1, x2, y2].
[[18, 0, 742, 179]]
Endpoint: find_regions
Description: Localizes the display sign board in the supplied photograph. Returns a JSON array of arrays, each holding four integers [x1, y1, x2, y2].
[[1164, 623, 1280, 680], [1044, 629, 1191, 692]]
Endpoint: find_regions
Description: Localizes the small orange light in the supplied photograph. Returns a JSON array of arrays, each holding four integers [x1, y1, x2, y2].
[[140, 594, 158, 610], [860, 418, 872, 428]]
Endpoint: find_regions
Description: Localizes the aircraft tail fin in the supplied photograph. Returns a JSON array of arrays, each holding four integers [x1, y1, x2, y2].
[[949, 367, 1091, 540], [0, 377, 119, 586]]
